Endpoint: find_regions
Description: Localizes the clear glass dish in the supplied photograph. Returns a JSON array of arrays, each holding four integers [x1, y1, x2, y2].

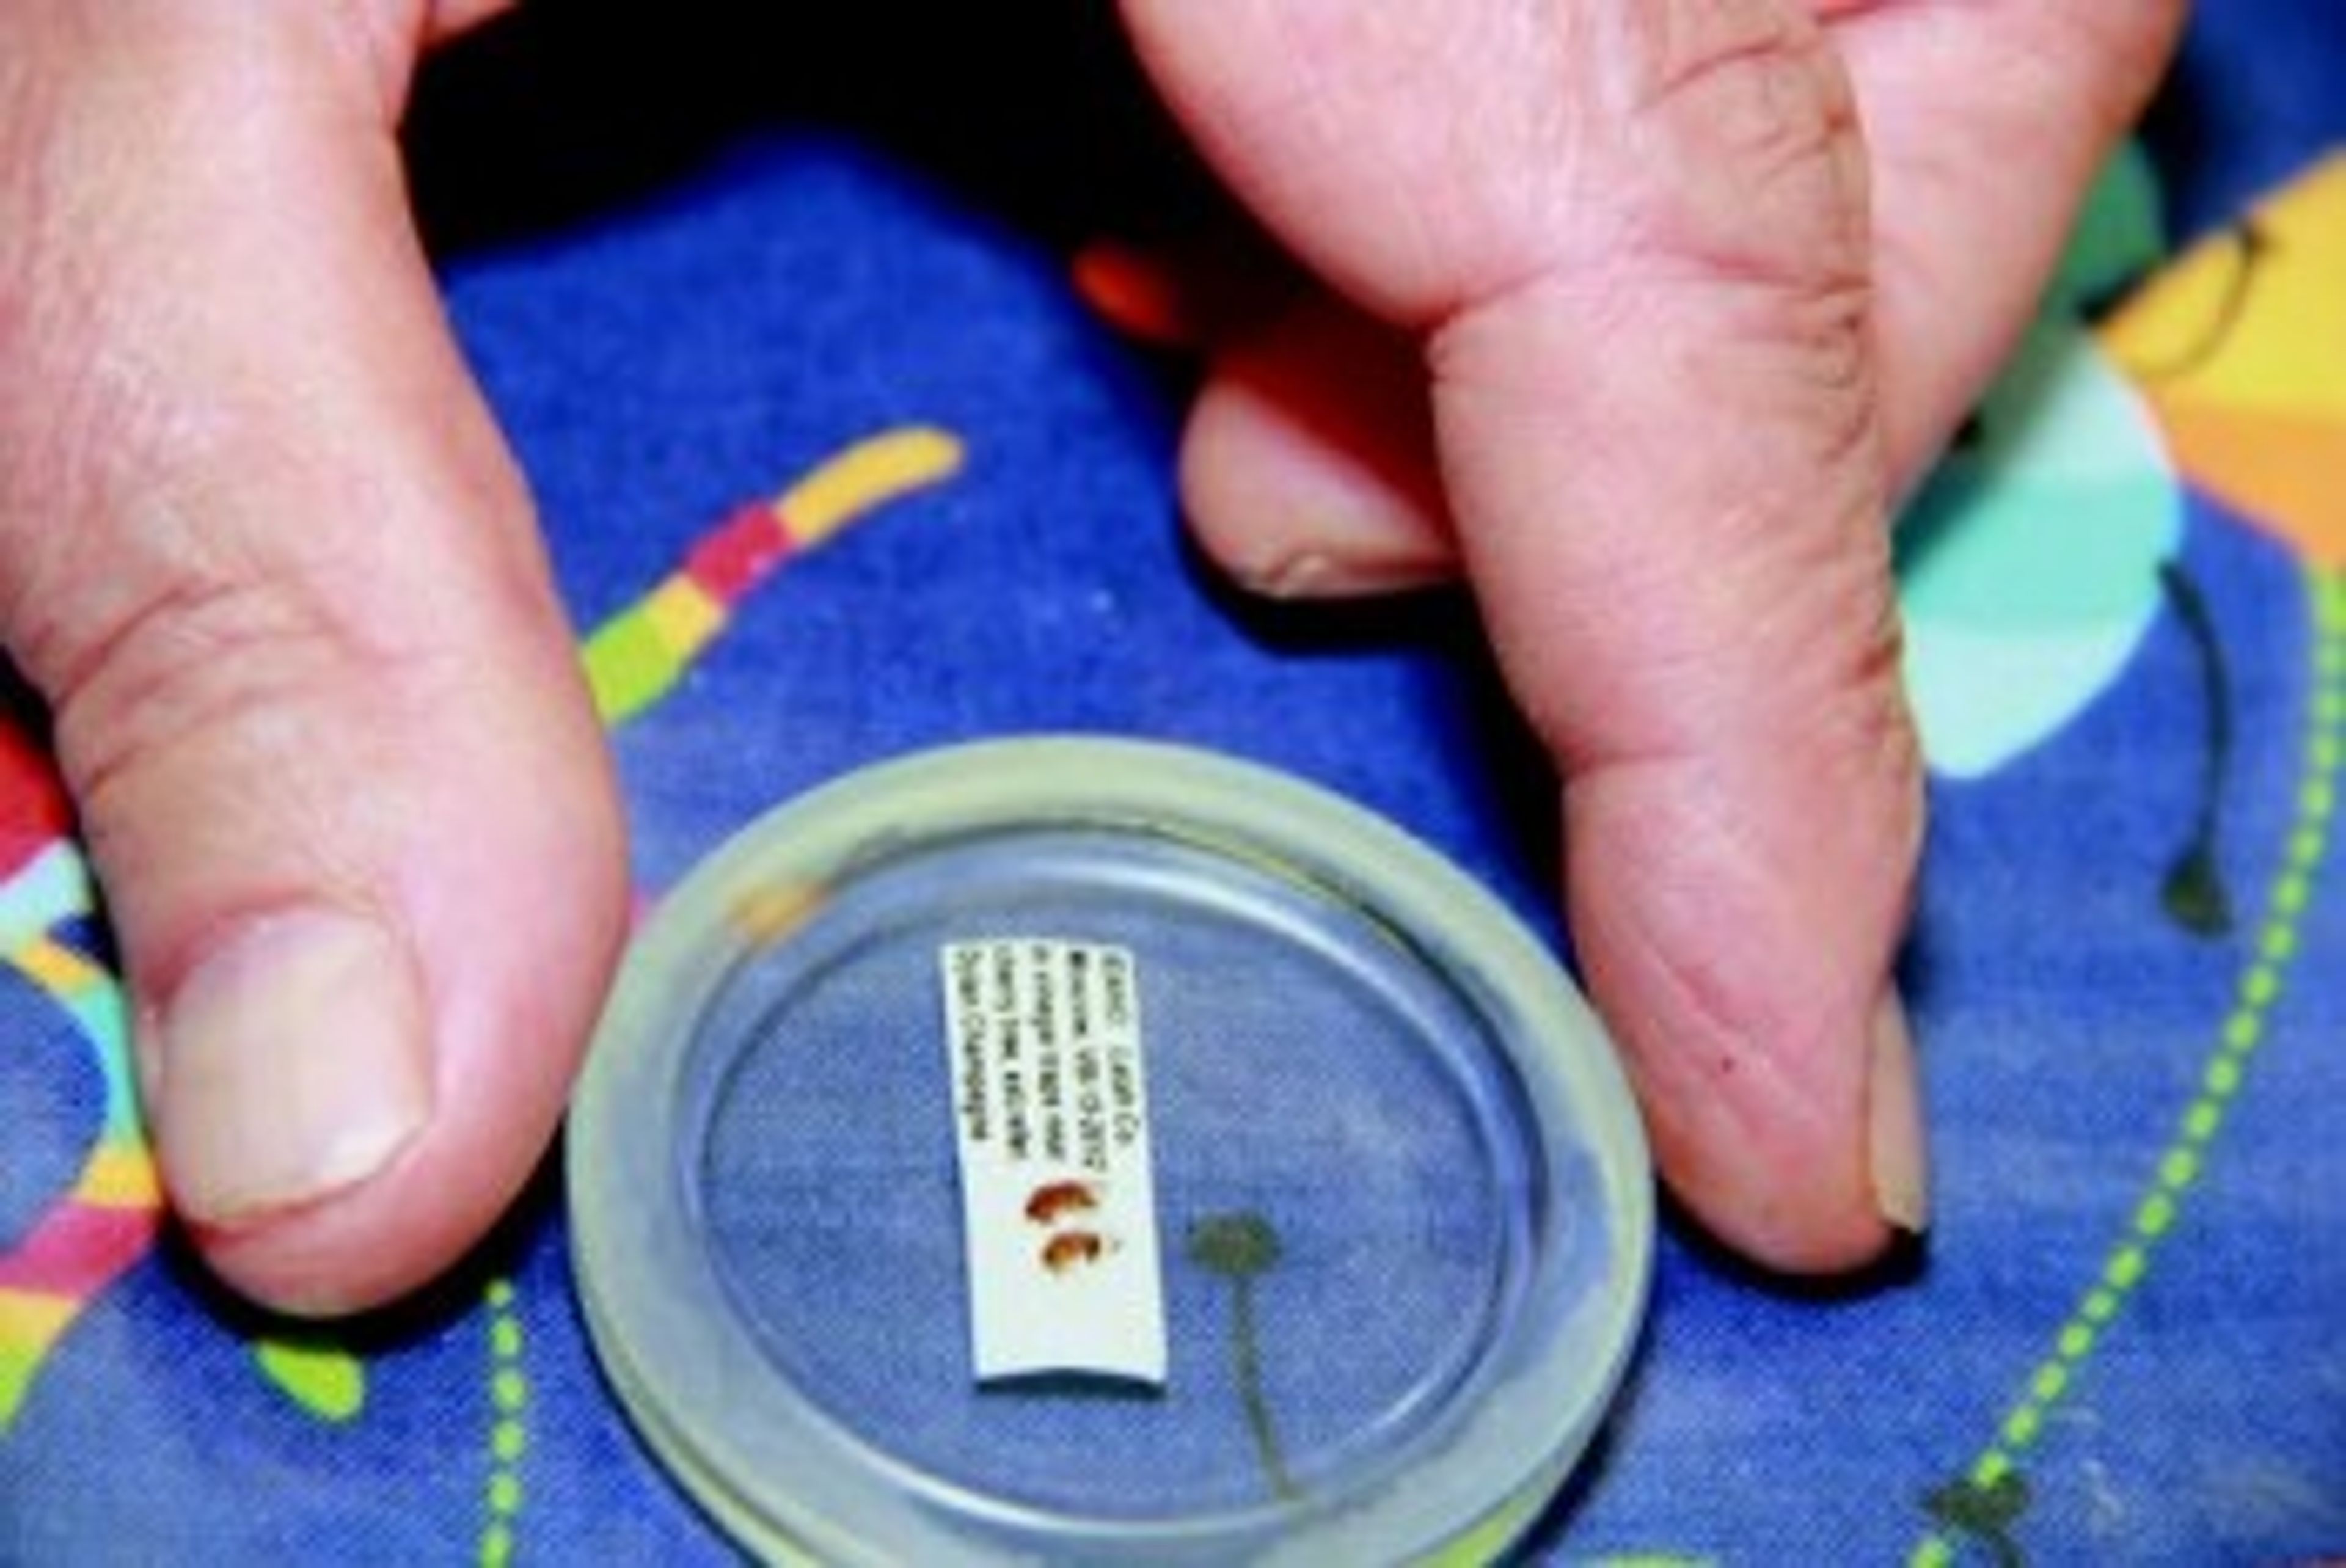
[[568, 737, 1652, 1565]]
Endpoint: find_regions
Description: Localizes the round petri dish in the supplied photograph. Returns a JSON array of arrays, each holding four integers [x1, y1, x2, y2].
[[569, 737, 1652, 1565]]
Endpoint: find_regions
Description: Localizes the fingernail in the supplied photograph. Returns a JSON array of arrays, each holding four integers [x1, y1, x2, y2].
[[1866, 989, 1930, 1235], [1250, 549, 1449, 600], [152, 908, 433, 1228]]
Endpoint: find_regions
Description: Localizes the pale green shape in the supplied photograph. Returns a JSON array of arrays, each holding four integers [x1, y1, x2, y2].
[[1902, 619, 2154, 780], [1893, 317, 2182, 776], [1898, 326, 2179, 629], [1888, 140, 2179, 778], [0, 842, 93, 950], [253, 1336, 367, 1423]]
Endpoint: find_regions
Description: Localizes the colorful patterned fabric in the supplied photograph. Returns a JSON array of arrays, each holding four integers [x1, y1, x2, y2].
[[4, 5, 2342, 1561]]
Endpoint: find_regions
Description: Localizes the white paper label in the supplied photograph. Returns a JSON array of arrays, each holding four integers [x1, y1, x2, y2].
[[938, 939, 1167, 1386]]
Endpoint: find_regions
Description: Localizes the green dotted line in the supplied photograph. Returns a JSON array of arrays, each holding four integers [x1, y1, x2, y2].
[[1912, 567, 2346, 1568], [478, 1277, 530, 1568]]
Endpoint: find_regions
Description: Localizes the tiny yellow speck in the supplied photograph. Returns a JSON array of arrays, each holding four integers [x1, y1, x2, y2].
[[729, 883, 828, 946]]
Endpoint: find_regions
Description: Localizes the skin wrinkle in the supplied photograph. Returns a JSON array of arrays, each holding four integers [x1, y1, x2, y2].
[[1637, 0, 1807, 100], [42, 460, 552, 868], [1580, 691, 1918, 1108], [1573, 776, 1858, 1164], [1575, 768, 1901, 1095], [53, 567, 357, 832], [1419, 5, 1899, 781], [1430, 289, 1894, 771], [11, 385, 445, 696], [1609, 1, 1866, 283]]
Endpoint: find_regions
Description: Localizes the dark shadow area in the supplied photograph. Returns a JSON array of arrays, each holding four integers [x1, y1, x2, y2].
[[1, 656, 54, 758], [2137, 6, 2334, 244], [406, 0, 1221, 260], [1659, 1188, 1932, 1303], [2137, 27, 2242, 243]]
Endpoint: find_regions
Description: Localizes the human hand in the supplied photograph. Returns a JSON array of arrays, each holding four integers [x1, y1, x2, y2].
[[1120, 0, 2185, 1269], [0, 0, 2185, 1324], [0, 1, 626, 1313]]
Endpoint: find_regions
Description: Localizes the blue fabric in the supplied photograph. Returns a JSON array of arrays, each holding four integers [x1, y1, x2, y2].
[[5, 3, 2344, 1561]]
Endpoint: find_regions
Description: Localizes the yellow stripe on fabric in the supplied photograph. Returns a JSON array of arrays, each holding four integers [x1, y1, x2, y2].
[[75, 1145, 161, 1207], [642, 576, 725, 659], [12, 936, 102, 994], [0, 1288, 76, 1346], [0, 1291, 78, 1423], [778, 426, 965, 548]]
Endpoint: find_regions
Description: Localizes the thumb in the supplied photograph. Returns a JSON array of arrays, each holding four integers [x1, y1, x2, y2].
[[0, 5, 627, 1313], [1128, 0, 1924, 1269]]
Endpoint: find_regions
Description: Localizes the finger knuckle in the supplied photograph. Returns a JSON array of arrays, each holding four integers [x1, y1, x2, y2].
[[1606, 0, 1869, 288], [28, 527, 377, 828]]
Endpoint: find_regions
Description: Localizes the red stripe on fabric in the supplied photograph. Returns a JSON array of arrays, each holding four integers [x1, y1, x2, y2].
[[1, 721, 71, 880], [685, 503, 794, 602], [0, 1202, 160, 1299]]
